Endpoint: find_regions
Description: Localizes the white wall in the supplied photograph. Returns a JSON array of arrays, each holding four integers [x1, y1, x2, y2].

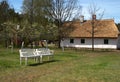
[[117, 35, 120, 49], [60, 38, 117, 49]]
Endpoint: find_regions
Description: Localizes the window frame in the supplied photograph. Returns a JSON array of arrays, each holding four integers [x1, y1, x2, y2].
[[104, 39, 109, 44], [70, 39, 74, 44], [81, 39, 85, 44]]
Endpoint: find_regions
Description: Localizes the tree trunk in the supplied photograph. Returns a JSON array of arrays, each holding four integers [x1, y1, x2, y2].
[[92, 20, 94, 51]]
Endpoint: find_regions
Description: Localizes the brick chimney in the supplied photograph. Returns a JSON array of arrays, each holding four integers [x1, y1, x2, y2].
[[80, 15, 84, 23], [92, 14, 96, 20]]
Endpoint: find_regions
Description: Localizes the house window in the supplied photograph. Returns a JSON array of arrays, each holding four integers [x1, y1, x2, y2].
[[81, 39, 85, 44], [104, 39, 109, 44], [70, 39, 74, 43]]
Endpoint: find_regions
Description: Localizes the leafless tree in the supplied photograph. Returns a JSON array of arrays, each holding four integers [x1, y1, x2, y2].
[[88, 3, 104, 51], [44, 0, 82, 47]]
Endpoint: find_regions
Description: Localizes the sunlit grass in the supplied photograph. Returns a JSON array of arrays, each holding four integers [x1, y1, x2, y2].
[[0, 48, 120, 82]]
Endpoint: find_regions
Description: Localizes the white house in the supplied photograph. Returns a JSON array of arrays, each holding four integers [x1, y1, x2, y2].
[[60, 16, 119, 49]]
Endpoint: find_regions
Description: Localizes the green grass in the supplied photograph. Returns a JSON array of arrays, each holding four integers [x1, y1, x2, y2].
[[0, 48, 120, 82]]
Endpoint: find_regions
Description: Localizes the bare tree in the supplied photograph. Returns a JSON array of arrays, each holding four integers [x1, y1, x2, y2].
[[44, 0, 82, 47], [88, 3, 104, 51]]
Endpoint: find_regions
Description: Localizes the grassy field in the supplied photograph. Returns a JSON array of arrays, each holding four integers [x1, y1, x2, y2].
[[0, 48, 120, 82]]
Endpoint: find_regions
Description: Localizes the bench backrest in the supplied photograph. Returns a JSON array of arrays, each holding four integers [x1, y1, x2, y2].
[[36, 48, 51, 55], [19, 49, 36, 57]]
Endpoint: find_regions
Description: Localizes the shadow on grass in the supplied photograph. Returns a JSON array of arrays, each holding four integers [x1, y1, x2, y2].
[[28, 60, 60, 66]]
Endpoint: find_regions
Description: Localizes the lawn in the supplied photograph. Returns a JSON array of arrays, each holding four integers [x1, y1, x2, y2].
[[0, 48, 120, 82]]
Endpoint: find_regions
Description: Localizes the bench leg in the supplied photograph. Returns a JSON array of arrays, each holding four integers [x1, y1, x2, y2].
[[34, 57, 38, 63], [38, 57, 40, 63], [25, 57, 28, 65], [40, 56, 42, 63]]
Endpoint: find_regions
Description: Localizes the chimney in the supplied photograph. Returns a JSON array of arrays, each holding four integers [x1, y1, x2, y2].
[[92, 14, 96, 20], [80, 15, 84, 23]]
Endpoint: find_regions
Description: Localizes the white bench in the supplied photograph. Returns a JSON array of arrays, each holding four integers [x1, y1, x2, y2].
[[36, 48, 54, 63], [19, 48, 54, 65], [19, 49, 39, 65]]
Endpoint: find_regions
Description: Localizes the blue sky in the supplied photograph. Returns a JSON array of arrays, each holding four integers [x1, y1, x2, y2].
[[9, 0, 23, 13], [80, 0, 120, 23], [8, 0, 120, 23]]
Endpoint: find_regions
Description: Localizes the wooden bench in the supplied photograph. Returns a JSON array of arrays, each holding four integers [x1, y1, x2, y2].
[[19, 48, 54, 65]]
